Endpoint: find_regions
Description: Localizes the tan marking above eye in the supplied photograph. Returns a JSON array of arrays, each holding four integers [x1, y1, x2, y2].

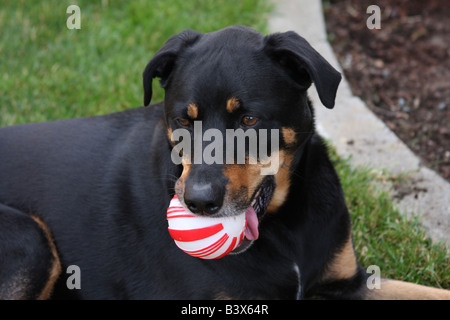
[[187, 103, 198, 119], [281, 127, 297, 145], [226, 97, 240, 113]]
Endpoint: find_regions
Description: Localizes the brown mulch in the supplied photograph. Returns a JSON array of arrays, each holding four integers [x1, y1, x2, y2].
[[324, 0, 450, 182]]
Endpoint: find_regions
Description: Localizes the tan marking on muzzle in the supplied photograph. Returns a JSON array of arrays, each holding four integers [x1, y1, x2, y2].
[[266, 151, 292, 213], [223, 162, 264, 202]]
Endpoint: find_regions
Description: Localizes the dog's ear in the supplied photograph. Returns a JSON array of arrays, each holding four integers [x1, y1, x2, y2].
[[143, 30, 202, 106], [263, 31, 341, 109]]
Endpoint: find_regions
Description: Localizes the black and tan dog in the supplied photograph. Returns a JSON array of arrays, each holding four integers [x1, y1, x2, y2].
[[0, 26, 448, 299]]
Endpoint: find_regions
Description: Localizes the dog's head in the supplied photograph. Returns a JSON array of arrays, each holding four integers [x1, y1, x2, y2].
[[143, 26, 341, 252]]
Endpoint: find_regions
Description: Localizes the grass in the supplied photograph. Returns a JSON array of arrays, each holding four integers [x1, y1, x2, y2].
[[1, 0, 448, 290], [0, 0, 271, 126], [330, 147, 449, 289]]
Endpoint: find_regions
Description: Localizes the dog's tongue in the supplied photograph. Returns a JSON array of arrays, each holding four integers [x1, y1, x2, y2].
[[244, 206, 259, 240]]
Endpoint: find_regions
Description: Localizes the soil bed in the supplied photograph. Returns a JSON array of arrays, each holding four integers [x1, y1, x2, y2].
[[324, 0, 450, 182]]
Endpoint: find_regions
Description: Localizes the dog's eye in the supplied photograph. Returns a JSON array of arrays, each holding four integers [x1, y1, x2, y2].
[[241, 116, 259, 127], [176, 118, 190, 127]]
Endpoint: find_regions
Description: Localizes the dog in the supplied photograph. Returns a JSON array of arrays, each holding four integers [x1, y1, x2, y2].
[[0, 25, 449, 300]]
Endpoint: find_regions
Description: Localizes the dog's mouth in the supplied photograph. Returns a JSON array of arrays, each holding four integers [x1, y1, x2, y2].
[[231, 177, 275, 254]]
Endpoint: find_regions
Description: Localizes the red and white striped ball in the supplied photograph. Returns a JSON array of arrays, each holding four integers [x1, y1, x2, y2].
[[167, 195, 246, 260]]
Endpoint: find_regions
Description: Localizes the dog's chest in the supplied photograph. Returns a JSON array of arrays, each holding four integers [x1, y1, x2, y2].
[[214, 261, 302, 300]]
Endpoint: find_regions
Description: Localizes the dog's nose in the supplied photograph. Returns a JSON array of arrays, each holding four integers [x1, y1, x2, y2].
[[184, 182, 224, 216]]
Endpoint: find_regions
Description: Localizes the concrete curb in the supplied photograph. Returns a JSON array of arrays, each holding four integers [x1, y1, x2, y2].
[[268, 0, 450, 246]]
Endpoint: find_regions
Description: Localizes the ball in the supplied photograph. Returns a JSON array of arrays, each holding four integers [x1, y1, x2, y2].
[[167, 195, 246, 259]]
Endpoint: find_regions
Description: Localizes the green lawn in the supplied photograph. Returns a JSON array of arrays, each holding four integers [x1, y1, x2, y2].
[[330, 148, 449, 289], [1, 0, 448, 290], [0, 0, 271, 125]]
